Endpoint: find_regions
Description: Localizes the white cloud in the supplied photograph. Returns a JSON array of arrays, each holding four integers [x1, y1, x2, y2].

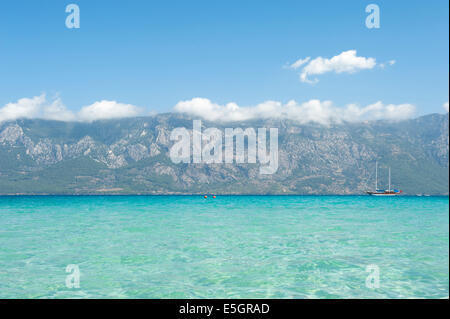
[[0, 95, 145, 123], [0, 94, 417, 125], [444, 101, 449, 113], [342, 101, 415, 122], [288, 57, 311, 69], [288, 50, 378, 83], [42, 97, 77, 121], [379, 59, 396, 69], [0, 94, 76, 122], [174, 98, 416, 124], [0, 95, 44, 122], [78, 100, 143, 122]]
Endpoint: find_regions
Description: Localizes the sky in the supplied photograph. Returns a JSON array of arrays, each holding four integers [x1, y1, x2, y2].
[[0, 0, 448, 123]]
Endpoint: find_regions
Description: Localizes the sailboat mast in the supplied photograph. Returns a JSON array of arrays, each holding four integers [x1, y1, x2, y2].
[[375, 161, 378, 190], [388, 167, 391, 192]]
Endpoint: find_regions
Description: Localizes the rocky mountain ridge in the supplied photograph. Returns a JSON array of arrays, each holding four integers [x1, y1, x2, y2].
[[0, 113, 448, 195]]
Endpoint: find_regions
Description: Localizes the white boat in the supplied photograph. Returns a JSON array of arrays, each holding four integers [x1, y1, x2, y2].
[[367, 162, 402, 196]]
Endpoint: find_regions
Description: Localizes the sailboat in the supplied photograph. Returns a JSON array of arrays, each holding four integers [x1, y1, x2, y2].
[[367, 162, 403, 196]]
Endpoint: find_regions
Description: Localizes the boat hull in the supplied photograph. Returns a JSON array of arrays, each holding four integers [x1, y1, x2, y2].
[[367, 191, 401, 196]]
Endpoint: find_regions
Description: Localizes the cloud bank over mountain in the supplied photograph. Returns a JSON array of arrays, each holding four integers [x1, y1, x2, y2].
[[0, 94, 428, 125], [174, 98, 416, 124], [0, 95, 144, 123]]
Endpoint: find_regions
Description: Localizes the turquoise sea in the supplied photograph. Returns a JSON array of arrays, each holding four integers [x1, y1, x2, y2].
[[0, 195, 448, 299]]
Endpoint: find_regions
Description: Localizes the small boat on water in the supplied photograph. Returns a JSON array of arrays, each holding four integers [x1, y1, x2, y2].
[[367, 162, 403, 196]]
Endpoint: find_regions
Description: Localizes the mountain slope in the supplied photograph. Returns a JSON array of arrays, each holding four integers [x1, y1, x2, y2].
[[0, 113, 448, 195]]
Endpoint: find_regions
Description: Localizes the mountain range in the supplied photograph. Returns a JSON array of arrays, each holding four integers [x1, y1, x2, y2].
[[0, 113, 448, 195]]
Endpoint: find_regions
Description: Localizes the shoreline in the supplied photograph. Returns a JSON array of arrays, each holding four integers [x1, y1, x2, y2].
[[0, 194, 448, 197]]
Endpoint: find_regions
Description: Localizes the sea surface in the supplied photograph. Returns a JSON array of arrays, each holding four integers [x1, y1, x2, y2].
[[0, 195, 448, 299]]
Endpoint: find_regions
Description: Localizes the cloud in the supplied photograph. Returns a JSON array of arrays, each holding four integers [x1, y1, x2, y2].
[[174, 98, 416, 124], [288, 50, 378, 83], [0, 95, 43, 122], [379, 59, 396, 69], [77, 100, 143, 122], [444, 101, 449, 113], [0, 95, 145, 123], [0, 94, 417, 125], [42, 97, 77, 121], [288, 57, 311, 70], [0, 94, 76, 122]]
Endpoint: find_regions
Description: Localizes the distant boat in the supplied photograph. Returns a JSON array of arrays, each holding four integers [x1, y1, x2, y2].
[[367, 162, 403, 196]]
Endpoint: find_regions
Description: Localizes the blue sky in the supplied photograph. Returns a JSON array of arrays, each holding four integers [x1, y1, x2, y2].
[[0, 0, 448, 118]]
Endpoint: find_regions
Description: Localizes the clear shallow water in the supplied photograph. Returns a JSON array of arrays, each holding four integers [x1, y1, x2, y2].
[[0, 195, 448, 299]]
